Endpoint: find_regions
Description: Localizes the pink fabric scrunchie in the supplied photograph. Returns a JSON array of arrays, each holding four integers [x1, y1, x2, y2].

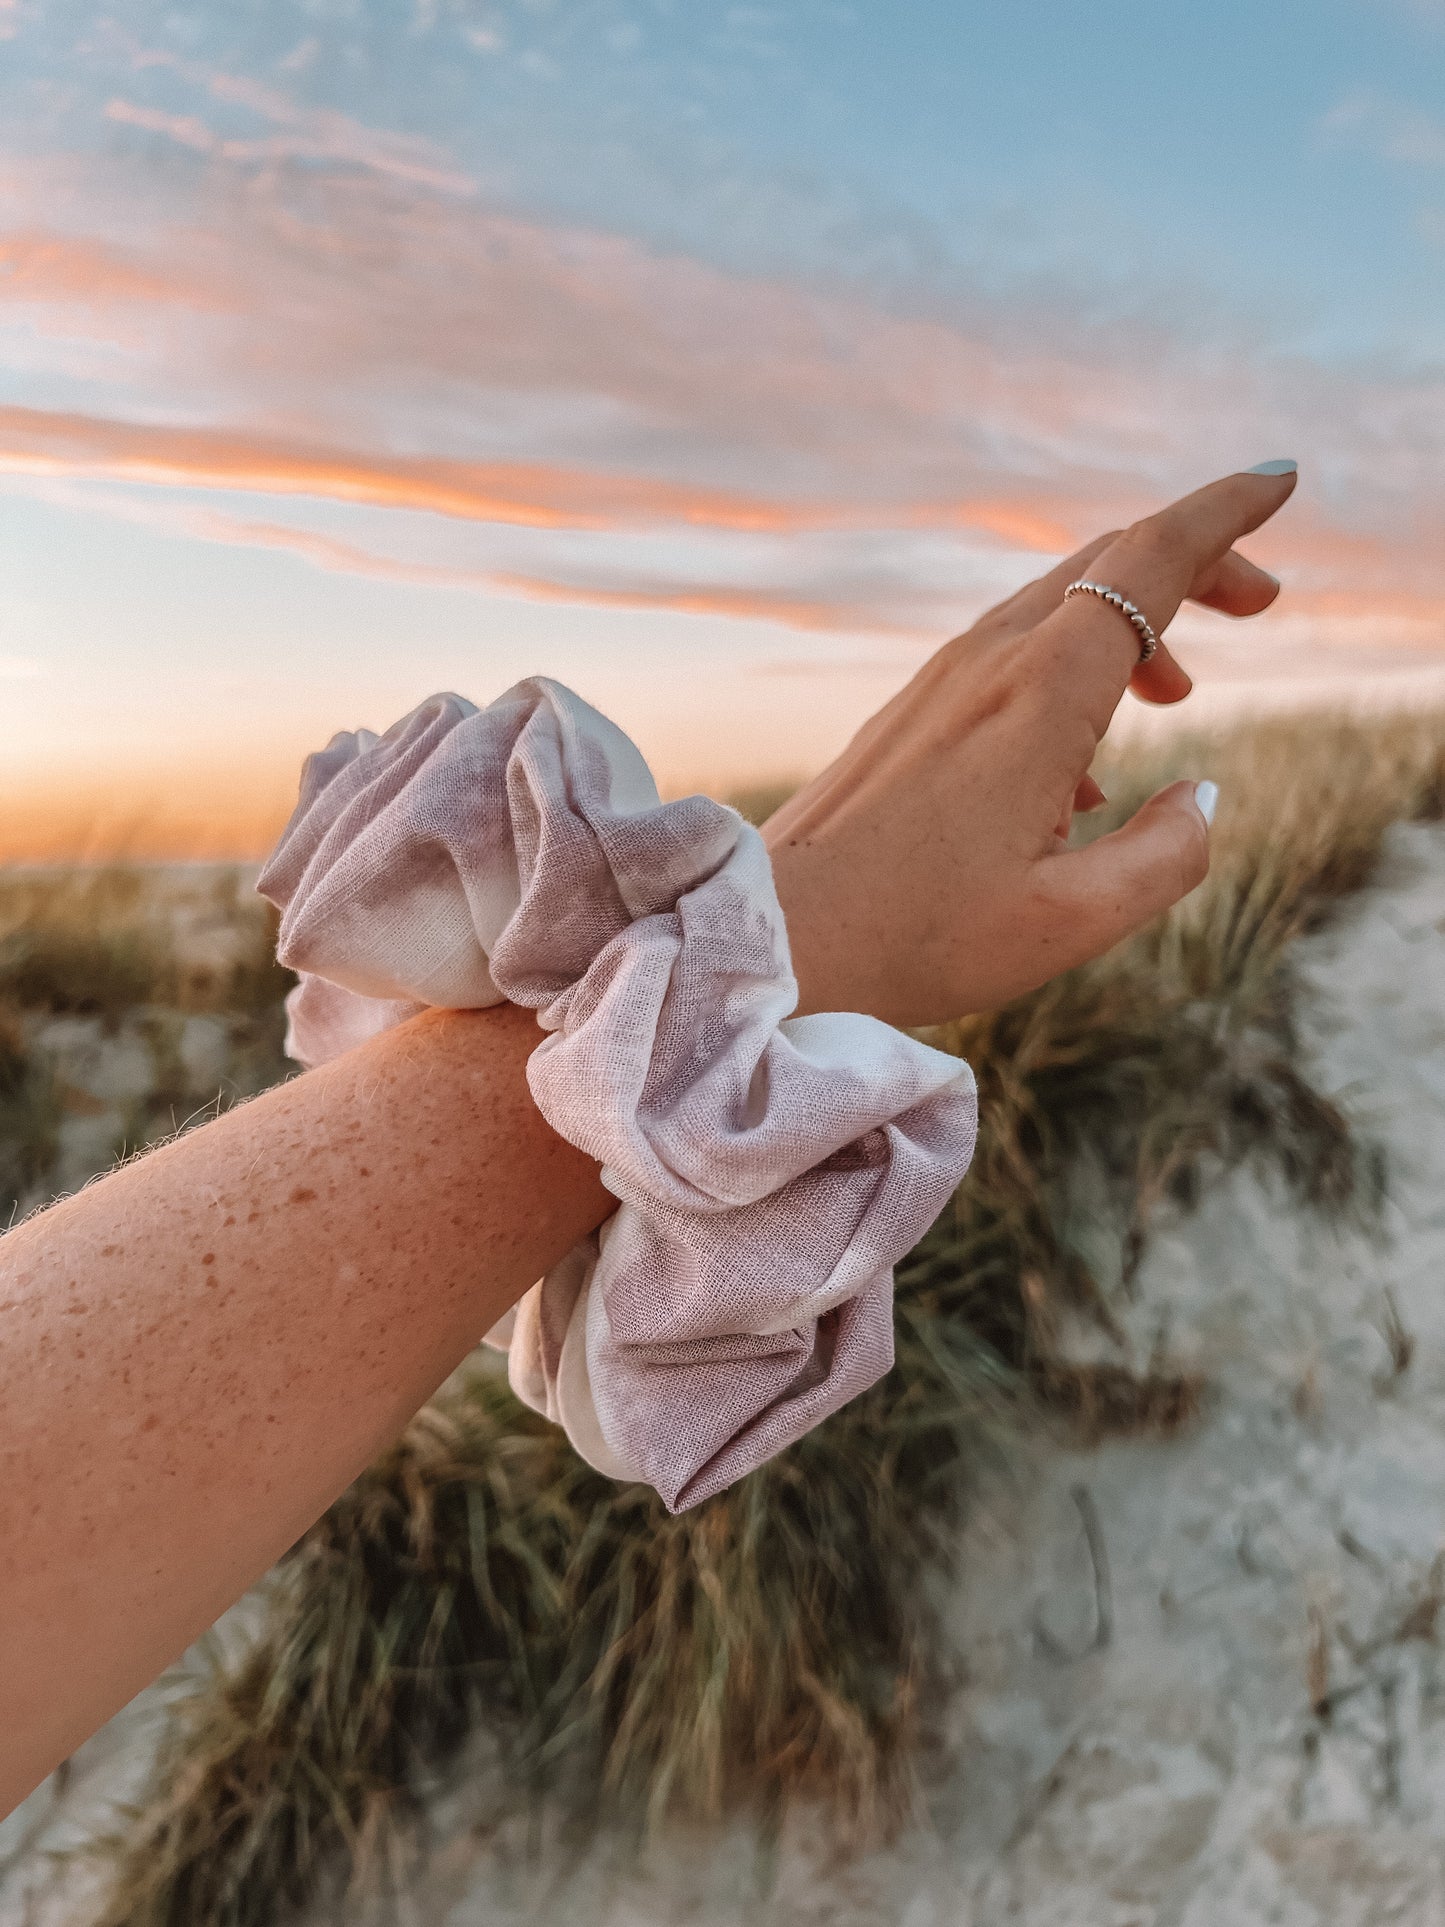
[[258, 679, 977, 1511]]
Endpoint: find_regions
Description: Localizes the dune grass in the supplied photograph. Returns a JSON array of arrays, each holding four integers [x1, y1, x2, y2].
[[0, 866, 295, 1219], [0, 865, 292, 1024], [0, 1012, 62, 1214], [25, 708, 1445, 1925]]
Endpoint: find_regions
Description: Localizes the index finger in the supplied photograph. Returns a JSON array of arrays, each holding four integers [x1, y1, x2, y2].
[[1026, 463, 1298, 739]]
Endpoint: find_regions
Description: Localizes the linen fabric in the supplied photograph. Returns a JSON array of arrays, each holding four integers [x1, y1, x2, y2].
[[258, 679, 978, 1511]]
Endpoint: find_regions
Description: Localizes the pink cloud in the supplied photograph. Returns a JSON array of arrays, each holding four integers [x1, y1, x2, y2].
[[37, 494, 955, 637], [4, 394, 1444, 654], [0, 401, 1133, 555], [2, 92, 1445, 653], [0, 230, 219, 307], [0, 402, 819, 530], [483, 570, 928, 635]]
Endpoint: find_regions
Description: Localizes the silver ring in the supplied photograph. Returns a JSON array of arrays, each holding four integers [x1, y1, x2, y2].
[[1063, 580, 1159, 664]]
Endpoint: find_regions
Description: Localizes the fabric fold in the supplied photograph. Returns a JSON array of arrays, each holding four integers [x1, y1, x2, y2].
[[259, 677, 977, 1511]]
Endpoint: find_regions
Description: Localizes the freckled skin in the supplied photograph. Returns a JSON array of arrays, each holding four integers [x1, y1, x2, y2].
[[0, 1003, 610, 1816]]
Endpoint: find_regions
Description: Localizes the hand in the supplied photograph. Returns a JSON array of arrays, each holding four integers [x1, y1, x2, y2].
[[765, 465, 1297, 1027]]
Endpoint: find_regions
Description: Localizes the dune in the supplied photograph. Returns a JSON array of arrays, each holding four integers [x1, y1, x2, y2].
[[6, 730, 1445, 1923]]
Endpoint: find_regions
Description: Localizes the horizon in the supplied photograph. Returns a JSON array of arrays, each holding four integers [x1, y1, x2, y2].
[[3, 0, 1444, 859]]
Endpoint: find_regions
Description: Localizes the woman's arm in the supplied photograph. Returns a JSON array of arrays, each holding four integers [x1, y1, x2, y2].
[[0, 1002, 610, 1813], [0, 464, 1297, 1813]]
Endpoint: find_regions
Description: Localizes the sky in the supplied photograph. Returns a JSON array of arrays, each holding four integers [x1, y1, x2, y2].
[[2, 0, 1444, 856]]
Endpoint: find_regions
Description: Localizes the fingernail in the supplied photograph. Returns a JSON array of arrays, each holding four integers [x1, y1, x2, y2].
[[1194, 780, 1219, 827], [1245, 459, 1297, 476]]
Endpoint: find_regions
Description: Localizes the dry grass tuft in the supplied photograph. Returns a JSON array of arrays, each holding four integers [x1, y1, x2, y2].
[[88, 1374, 982, 1926], [0, 866, 295, 1218], [0, 866, 293, 1023], [1032, 1361, 1204, 1442], [41, 707, 1445, 1924], [0, 1010, 62, 1213]]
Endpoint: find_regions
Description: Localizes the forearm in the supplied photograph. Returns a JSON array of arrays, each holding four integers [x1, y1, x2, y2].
[[0, 1001, 610, 1813]]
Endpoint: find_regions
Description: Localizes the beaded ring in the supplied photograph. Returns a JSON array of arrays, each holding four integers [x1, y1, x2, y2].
[[1063, 579, 1160, 663]]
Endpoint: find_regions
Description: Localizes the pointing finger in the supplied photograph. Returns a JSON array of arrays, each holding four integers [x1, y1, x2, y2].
[[973, 492, 1286, 648], [1026, 463, 1298, 737]]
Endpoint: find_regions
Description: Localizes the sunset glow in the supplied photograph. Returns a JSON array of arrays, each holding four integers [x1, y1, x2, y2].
[[2, 2, 1444, 858]]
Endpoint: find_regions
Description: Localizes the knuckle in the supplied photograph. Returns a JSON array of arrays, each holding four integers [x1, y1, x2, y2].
[[1117, 516, 1174, 566], [948, 617, 998, 657], [1008, 647, 1070, 721], [971, 592, 1020, 634], [1019, 620, 1075, 678], [968, 611, 1013, 648], [928, 629, 991, 691], [1058, 710, 1103, 771], [975, 657, 1030, 724]]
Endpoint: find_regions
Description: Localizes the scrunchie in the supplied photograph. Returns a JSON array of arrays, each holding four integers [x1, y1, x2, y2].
[[258, 679, 977, 1511]]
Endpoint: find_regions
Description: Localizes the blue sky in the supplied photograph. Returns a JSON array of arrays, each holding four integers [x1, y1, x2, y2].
[[2, 0, 1444, 853]]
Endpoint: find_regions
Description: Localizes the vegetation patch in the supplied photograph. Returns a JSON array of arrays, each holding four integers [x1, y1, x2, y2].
[[0, 866, 295, 1220], [4, 712, 1441, 1926]]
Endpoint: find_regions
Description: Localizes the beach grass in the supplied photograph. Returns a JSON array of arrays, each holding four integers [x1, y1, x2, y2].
[[0, 864, 292, 1023], [0, 866, 294, 1221], [5, 708, 1444, 1924]]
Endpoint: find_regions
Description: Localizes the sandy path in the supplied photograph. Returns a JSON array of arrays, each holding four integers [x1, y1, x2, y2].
[[9, 820, 1445, 1925]]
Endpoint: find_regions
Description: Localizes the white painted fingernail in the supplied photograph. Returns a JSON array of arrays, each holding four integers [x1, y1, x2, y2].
[[1245, 458, 1297, 476], [1194, 780, 1219, 827]]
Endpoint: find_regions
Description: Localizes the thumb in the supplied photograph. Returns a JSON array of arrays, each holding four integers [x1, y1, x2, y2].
[[1035, 779, 1213, 966]]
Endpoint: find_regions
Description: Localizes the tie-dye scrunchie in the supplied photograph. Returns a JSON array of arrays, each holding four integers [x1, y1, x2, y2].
[[258, 679, 977, 1511]]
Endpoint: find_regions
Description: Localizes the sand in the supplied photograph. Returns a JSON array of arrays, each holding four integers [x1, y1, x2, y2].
[[9, 821, 1445, 1925]]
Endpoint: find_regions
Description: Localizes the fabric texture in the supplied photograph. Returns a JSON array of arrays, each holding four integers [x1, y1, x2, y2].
[[258, 679, 978, 1511]]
